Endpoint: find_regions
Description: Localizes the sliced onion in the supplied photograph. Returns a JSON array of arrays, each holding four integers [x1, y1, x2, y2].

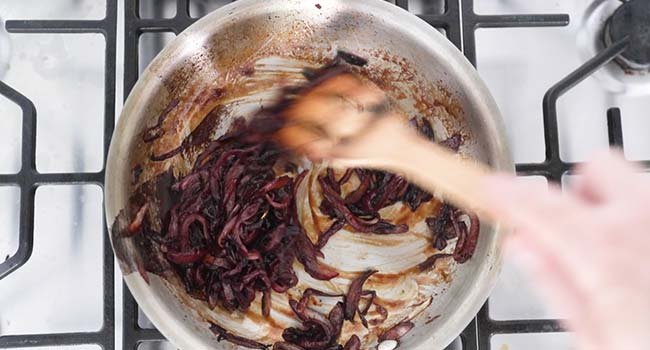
[[379, 321, 415, 342], [342, 335, 361, 350], [344, 270, 377, 321], [209, 322, 268, 349]]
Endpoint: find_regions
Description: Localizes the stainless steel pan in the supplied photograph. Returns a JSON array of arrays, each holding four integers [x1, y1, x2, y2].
[[106, 0, 513, 349]]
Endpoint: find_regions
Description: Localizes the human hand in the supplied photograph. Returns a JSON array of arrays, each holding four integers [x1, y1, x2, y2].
[[482, 151, 650, 350]]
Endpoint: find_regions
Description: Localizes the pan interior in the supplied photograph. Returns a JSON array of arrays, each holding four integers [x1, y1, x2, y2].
[[106, 1, 510, 349]]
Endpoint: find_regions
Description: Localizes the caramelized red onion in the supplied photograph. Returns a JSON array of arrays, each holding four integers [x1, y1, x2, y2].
[[418, 253, 452, 271], [371, 304, 389, 326], [281, 278, 385, 349], [344, 270, 377, 322], [314, 119, 467, 249], [319, 175, 408, 235], [336, 50, 369, 67], [127, 203, 149, 235], [274, 342, 305, 350], [379, 321, 415, 342], [297, 288, 344, 312], [284, 301, 337, 349], [295, 230, 340, 280], [281, 290, 350, 349], [342, 335, 361, 350], [423, 205, 480, 266], [453, 213, 480, 263], [439, 133, 462, 152], [151, 120, 335, 316], [210, 322, 269, 349], [328, 302, 345, 339], [142, 98, 180, 142], [316, 220, 345, 249], [426, 204, 452, 250], [356, 290, 378, 328]]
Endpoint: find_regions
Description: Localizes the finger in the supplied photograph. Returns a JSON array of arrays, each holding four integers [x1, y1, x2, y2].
[[573, 149, 641, 203], [504, 232, 586, 324], [506, 233, 612, 350], [481, 175, 584, 235], [481, 175, 592, 260]]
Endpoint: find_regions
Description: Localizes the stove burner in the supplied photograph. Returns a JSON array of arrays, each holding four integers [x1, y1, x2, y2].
[[604, 0, 650, 70]]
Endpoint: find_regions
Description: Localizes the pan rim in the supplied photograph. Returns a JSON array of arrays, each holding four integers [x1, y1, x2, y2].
[[106, 0, 514, 349]]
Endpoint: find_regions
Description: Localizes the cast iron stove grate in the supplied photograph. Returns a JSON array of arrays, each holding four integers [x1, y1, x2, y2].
[[0, 0, 117, 349]]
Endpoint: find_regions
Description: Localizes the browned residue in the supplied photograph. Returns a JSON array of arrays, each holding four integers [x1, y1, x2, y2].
[[246, 303, 290, 332], [386, 199, 442, 228], [372, 253, 453, 286], [439, 266, 453, 283], [303, 172, 334, 240], [425, 314, 441, 325], [365, 50, 466, 141]]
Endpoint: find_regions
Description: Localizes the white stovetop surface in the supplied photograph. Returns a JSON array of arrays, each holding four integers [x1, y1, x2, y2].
[[1, 1, 648, 349]]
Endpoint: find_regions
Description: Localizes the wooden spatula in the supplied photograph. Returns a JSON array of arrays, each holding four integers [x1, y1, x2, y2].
[[273, 71, 493, 217]]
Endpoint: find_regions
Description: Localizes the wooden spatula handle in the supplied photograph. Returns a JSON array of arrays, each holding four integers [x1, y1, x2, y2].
[[275, 70, 494, 217], [329, 115, 493, 218], [387, 136, 491, 214]]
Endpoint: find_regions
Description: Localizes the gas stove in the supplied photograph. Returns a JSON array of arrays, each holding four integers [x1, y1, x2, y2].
[[1, 1, 649, 350]]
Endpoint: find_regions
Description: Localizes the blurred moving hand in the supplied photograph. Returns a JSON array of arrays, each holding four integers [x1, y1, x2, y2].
[[482, 151, 650, 350]]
